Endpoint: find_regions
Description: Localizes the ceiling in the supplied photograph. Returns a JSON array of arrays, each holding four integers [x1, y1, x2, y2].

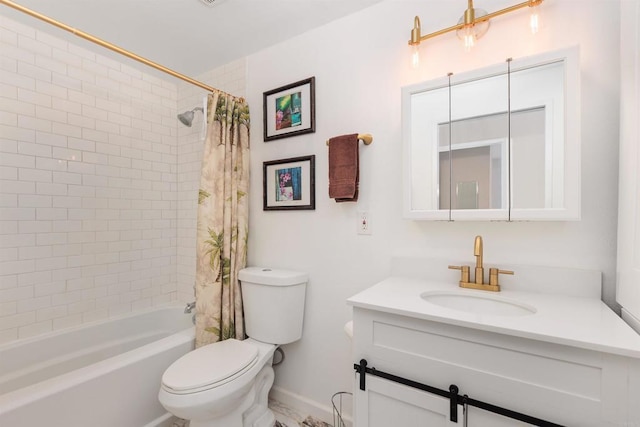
[[1, 0, 383, 77]]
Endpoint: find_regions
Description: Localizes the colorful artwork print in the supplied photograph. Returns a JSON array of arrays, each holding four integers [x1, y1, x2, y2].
[[263, 77, 314, 141], [263, 155, 315, 210], [275, 167, 302, 201], [275, 92, 302, 130]]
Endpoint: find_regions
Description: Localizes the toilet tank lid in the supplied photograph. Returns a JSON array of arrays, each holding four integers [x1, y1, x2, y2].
[[239, 267, 308, 286]]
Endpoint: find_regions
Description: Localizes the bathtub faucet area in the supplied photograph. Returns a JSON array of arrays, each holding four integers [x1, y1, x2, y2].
[[184, 302, 196, 313]]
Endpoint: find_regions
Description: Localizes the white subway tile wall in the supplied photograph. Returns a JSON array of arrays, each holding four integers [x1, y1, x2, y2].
[[0, 14, 246, 344]]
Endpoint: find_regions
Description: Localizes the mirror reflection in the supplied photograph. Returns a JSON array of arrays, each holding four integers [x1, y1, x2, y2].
[[439, 108, 545, 210], [510, 62, 565, 211]]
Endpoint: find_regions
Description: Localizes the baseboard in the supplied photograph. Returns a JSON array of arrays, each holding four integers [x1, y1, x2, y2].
[[269, 385, 353, 427], [142, 412, 176, 427]]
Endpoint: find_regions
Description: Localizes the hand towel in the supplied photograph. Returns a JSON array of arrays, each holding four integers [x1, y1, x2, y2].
[[328, 133, 359, 202]]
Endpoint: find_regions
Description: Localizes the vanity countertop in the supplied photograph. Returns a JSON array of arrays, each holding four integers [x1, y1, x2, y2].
[[347, 276, 640, 359]]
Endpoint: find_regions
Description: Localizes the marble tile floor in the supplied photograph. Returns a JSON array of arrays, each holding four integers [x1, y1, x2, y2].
[[270, 398, 332, 427], [170, 398, 332, 427]]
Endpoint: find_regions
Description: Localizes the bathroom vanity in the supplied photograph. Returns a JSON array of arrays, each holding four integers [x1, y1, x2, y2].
[[347, 265, 640, 426]]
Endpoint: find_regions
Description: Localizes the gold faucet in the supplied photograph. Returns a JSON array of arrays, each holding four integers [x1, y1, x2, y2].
[[474, 235, 483, 285], [449, 235, 513, 292]]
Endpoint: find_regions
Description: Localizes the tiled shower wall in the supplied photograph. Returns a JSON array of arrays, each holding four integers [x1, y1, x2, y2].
[[0, 15, 248, 344], [0, 16, 179, 343]]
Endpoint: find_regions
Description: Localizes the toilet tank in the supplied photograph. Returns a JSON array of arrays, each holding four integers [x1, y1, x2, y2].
[[239, 267, 307, 345]]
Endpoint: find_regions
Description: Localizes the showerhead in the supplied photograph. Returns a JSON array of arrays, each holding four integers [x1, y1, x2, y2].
[[177, 111, 194, 127], [177, 107, 204, 127]]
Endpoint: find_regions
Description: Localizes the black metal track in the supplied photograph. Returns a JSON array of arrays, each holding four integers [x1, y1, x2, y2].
[[354, 359, 565, 427]]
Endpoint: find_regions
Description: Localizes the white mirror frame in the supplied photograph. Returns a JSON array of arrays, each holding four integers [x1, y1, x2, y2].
[[402, 47, 581, 221]]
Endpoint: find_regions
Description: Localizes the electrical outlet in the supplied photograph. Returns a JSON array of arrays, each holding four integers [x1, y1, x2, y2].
[[357, 211, 372, 235]]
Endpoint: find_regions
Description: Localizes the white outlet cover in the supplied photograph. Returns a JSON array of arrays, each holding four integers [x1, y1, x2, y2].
[[357, 211, 372, 235]]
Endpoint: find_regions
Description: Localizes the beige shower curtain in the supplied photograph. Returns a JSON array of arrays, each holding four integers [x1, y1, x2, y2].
[[194, 92, 250, 348]]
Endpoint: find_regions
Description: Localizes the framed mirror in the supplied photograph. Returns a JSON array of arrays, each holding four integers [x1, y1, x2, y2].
[[402, 47, 580, 221]]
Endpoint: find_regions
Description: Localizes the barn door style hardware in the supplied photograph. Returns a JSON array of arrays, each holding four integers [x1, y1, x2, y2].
[[354, 359, 564, 426]]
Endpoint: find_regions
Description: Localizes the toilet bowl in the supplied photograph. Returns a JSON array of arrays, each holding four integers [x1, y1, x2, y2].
[[159, 338, 276, 427], [158, 267, 307, 427]]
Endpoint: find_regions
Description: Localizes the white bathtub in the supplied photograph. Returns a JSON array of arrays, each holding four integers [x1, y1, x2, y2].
[[0, 306, 194, 427]]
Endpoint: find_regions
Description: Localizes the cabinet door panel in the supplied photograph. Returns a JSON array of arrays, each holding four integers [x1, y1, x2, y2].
[[466, 407, 530, 427], [355, 376, 462, 427]]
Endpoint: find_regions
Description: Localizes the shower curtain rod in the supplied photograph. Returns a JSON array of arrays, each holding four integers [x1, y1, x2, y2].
[[0, 0, 244, 102]]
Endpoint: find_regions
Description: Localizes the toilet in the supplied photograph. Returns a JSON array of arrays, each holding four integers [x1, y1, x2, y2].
[[158, 267, 307, 427]]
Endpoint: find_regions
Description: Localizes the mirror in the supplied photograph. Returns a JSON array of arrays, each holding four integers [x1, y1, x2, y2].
[[402, 47, 580, 221]]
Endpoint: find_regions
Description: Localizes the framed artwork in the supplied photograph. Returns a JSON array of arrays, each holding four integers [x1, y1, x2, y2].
[[263, 155, 315, 211], [263, 77, 315, 141]]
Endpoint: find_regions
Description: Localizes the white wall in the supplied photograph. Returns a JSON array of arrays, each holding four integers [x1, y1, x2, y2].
[[246, 0, 621, 419]]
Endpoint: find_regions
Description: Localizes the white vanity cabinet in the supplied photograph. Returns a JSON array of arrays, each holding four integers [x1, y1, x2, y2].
[[349, 277, 640, 427]]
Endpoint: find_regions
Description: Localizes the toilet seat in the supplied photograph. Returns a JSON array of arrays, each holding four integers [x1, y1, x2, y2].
[[161, 339, 259, 395]]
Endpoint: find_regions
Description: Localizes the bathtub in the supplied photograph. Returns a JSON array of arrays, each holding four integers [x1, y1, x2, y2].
[[0, 306, 194, 427]]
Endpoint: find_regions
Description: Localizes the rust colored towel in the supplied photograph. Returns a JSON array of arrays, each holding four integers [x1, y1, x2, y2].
[[328, 133, 359, 202]]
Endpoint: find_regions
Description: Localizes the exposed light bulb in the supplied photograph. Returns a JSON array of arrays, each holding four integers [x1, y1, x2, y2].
[[462, 25, 475, 51], [529, 2, 541, 34], [412, 44, 420, 68]]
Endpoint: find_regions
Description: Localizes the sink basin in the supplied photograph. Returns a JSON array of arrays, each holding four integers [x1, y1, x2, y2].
[[420, 290, 537, 317]]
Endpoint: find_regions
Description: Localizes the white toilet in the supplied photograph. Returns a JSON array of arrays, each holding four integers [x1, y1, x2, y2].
[[158, 267, 307, 427]]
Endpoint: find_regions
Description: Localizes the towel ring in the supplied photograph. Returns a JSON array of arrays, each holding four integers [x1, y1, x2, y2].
[[326, 133, 373, 146]]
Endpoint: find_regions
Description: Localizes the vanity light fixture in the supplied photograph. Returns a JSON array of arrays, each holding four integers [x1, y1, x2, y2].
[[409, 0, 543, 66]]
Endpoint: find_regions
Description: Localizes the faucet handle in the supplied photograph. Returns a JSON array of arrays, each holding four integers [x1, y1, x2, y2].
[[448, 265, 470, 283], [489, 268, 514, 286]]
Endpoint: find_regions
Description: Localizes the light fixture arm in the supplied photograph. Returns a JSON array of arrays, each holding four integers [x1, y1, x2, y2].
[[409, 0, 543, 46], [463, 0, 476, 26], [411, 16, 421, 44]]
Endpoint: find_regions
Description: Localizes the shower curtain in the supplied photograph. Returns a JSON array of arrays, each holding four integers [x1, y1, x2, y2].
[[194, 92, 250, 347]]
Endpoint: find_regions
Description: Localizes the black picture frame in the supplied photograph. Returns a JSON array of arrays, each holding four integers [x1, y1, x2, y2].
[[263, 77, 315, 141], [263, 155, 316, 211]]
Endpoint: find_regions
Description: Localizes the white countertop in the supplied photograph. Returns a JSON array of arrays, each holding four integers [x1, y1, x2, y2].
[[347, 276, 640, 359]]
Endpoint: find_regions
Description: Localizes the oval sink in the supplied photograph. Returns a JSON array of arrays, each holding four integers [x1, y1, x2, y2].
[[420, 290, 537, 317]]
